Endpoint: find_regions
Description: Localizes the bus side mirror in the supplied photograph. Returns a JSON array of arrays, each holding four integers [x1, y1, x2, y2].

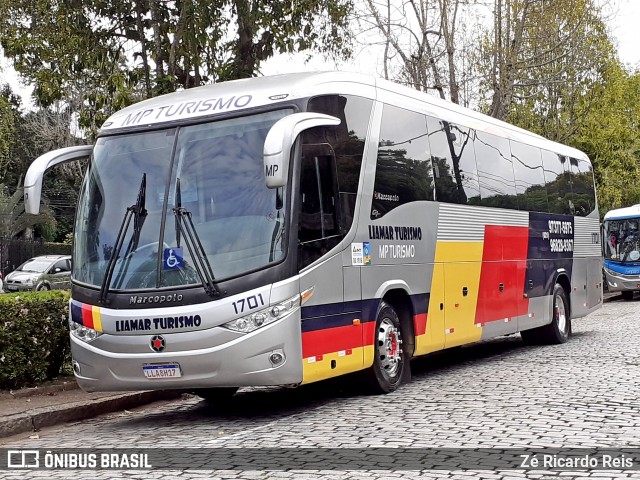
[[24, 145, 93, 214], [263, 113, 340, 188]]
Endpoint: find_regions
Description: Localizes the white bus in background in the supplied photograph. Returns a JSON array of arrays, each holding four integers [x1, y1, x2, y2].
[[24, 72, 602, 402]]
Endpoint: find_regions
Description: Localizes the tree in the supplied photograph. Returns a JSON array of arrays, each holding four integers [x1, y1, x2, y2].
[[0, 184, 55, 238], [0, 84, 22, 185], [0, 0, 352, 133], [356, 0, 477, 103], [478, 0, 613, 123]]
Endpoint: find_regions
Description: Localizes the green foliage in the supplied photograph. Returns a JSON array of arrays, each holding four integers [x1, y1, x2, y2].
[[41, 241, 72, 256], [0, 290, 70, 389], [0, 84, 23, 185], [0, 0, 353, 134], [0, 184, 55, 238], [62, 232, 73, 246]]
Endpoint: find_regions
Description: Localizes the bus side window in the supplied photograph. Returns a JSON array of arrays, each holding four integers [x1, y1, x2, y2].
[[371, 104, 433, 219], [298, 143, 341, 270], [474, 130, 518, 209], [569, 157, 597, 217], [426, 117, 480, 205], [542, 150, 572, 215], [511, 141, 548, 212]]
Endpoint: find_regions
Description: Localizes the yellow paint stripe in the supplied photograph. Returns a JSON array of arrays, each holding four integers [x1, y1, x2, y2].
[[302, 346, 366, 384], [92, 305, 103, 332]]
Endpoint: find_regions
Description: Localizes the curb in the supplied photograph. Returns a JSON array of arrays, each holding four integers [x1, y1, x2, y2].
[[9, 380, 80, 399], [0, 390, 184, 439]]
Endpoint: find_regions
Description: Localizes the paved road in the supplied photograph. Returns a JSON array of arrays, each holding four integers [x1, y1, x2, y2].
[[2, 297, 640, 479]]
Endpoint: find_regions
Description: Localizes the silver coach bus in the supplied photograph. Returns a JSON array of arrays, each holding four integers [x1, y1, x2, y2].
[[24, 72, 602, 399]]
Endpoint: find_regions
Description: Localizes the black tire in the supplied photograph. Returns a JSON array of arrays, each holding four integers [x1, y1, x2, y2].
[[363, 301, 409, 394], [520, 328, 540, 346], [192, 387, 239, 407], [522, 283, 571, 345], [36, 283, 50, 291], [621, 291, 635, 300]]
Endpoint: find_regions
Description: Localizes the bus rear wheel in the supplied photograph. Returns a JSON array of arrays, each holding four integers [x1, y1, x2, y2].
[[521, 284, 571, 345], [363, 301, 408, 394]]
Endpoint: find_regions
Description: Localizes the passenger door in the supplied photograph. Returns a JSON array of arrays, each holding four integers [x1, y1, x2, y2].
[[298, 143, 363, 383]]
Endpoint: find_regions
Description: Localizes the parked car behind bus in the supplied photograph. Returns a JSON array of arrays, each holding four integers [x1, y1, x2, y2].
[[4, 255, 72, 292]]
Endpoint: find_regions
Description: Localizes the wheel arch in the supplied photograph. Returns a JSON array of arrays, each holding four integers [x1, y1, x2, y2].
[[36, 280, 52, 291], [552, 271, 572, 319]]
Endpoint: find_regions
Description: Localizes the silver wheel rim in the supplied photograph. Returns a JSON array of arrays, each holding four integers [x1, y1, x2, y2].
[[376, 318, 402, 378], [555, 295, 567, 334]]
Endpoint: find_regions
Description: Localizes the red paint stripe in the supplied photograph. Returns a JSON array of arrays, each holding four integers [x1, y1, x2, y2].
[[302, 324, 364, 358], [413, 313, 427, 336], [81, 303, 94, 329]]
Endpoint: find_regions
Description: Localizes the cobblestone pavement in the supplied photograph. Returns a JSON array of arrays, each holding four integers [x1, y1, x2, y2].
[[2, 298, 640, 479]]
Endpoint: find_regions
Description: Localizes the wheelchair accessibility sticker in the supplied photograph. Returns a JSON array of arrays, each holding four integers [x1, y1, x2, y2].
[[163, 247, 184, 270]]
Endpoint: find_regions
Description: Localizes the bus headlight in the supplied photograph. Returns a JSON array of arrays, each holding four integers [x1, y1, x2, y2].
[[222, 294, 300, 334], [69, 320, 102, 343]]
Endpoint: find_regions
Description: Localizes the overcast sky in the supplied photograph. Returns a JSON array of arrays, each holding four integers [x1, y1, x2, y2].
[[1, 0, 639, 108], [608, 0, 640, 68]]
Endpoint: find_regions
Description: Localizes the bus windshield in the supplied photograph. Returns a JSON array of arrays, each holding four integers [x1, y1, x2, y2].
[[73, 109, 292, 291], [603, 217, 640, 263]]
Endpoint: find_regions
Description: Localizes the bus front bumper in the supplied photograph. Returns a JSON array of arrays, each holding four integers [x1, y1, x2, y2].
[[71, 311, 303, 392], [604, 270, 640, 292]]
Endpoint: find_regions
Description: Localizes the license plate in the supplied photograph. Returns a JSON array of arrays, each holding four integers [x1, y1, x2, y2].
[[6, 285, 17, 291], [143, 364, 181, 379]]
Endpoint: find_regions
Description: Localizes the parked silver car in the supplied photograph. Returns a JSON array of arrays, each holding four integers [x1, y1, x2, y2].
[[4, 255, 72, 292]]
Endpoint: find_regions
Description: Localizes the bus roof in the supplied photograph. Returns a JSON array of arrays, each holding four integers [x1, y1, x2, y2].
[[603, 204, 640, 221], [99, 71, 590, 162]]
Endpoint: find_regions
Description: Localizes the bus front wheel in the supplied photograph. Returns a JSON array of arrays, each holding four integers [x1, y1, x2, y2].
[[521, 284, 571, 345], [192, 387, 239, 407], [363, 301, 408, 394]]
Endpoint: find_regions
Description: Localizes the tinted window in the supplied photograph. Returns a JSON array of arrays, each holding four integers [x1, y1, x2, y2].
[[542, 150, 573, 214], [474, 130, 518, 209], [569, 157, 597, 216], [450, 124, 480, 204], [299, 145, 339, 243], [307, 95, 373, 232], [371, 104, 433, 219], [297, 144, 341, 269], [427, 117, 479, 204], [511, 141, 548, 212]]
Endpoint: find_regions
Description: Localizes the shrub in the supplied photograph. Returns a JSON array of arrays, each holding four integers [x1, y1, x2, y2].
[[0, 290, 71, 389], [42, 242, 72, 255]]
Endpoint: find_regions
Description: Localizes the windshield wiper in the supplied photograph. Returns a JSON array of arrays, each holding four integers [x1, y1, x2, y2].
[[173, 178, 221, 297], [99, 174, 147, 304]]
